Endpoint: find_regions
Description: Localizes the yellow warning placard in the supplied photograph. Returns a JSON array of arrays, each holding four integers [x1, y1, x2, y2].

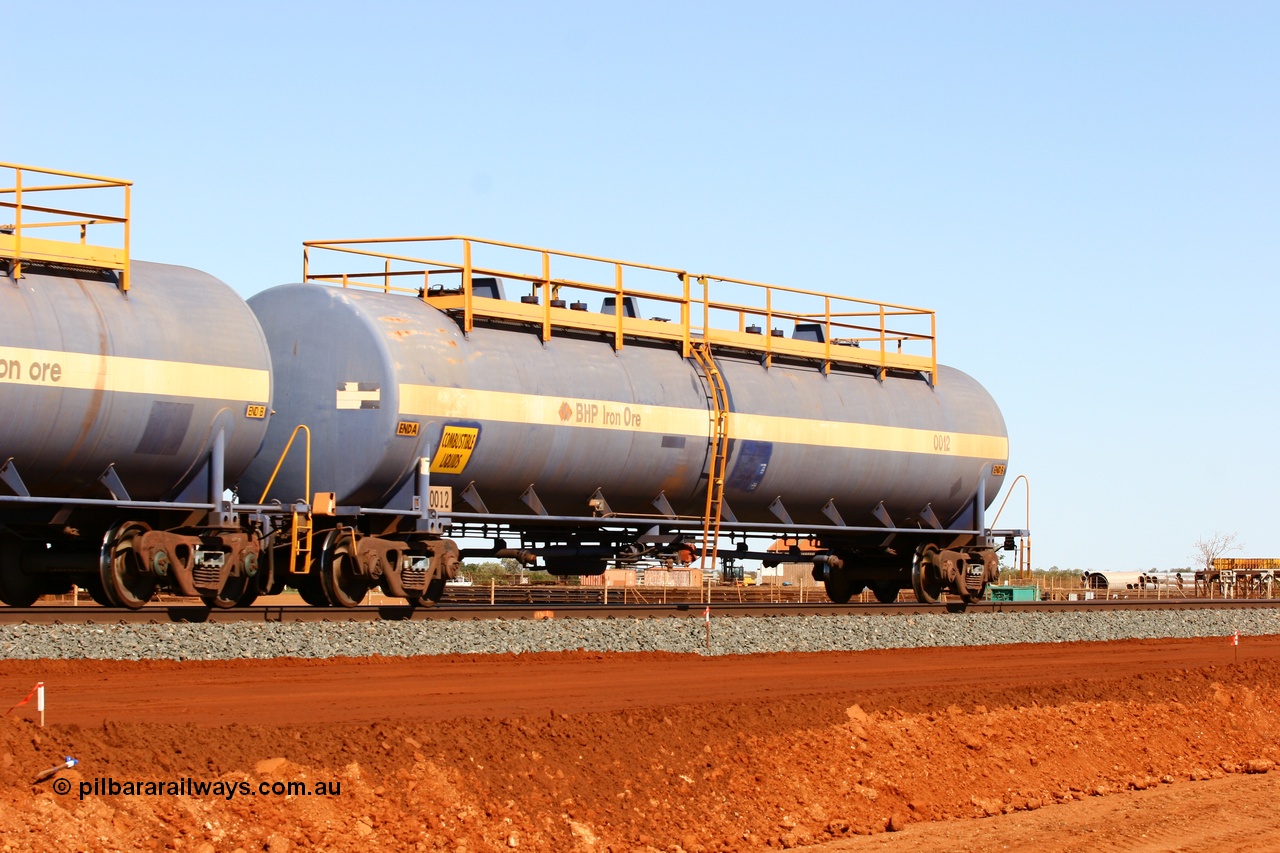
[[430, 426, 479, 474]]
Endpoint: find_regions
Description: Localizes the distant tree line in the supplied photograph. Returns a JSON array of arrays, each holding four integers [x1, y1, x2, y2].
[[461, 558, 559, 585]]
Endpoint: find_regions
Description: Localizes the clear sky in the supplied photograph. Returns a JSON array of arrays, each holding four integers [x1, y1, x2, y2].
[[9, 1, 1278, 572]]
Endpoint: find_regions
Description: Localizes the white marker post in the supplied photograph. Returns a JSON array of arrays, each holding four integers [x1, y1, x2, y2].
[[36, 682, 44, 727]]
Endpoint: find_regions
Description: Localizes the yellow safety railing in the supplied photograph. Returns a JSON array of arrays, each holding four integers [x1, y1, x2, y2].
[[302, 236, 938, 384], [0, 163, 132, 291], [1213, 558, 1280, 571], [256, 425, 315, 576]]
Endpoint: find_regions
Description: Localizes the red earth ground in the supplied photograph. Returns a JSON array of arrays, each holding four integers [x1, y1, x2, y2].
[[1, 635, 1278, 851]]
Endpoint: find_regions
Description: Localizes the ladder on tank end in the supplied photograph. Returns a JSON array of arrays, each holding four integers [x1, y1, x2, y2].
[[289, 507, 315, 576], [691, 342, 730, 574]]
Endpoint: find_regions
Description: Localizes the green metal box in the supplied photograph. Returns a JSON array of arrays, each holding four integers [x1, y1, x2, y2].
[[988, 585, 1039, 602]]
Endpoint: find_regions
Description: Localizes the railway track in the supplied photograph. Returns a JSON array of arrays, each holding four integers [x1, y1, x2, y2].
[[2, 597, 1278, 625]]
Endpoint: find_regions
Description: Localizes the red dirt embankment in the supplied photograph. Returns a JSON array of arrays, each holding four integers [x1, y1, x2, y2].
[[2, 637, 1278, 852]]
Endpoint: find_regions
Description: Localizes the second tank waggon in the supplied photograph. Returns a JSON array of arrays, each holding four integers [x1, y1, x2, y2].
[[245, 235, 1017, 606]]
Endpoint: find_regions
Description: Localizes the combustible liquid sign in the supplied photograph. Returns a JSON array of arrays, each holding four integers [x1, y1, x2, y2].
[[430, 426, 479, 474]]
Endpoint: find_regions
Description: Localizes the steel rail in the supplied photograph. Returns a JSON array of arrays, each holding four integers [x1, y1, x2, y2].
[[2, 598, 1278, 625]]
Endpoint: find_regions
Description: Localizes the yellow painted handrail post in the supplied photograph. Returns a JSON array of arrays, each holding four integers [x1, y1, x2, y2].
[[384, 257, 391, 294], [462, 239, 474, 333], [680, 273, 691, 358], [613, 262, 624, 351], [12, 167, 21, 282], [421, 269, 429, 303], [764, 287, 773, 367], [541, 251, 551, 342], [302, 245, 310, 283], [879, 304, 887, 381], [121, 182, 131, 292], [931, 311, 938, 386], [700, 276, 710, 342], [824, 296, 832, 375]]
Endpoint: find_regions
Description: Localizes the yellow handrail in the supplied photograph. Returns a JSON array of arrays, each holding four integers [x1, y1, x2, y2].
[[256, 425, 312, 504], [302, 236, 939, 385], [0, 162, 132, 292], [989, 473, 1031, 580]]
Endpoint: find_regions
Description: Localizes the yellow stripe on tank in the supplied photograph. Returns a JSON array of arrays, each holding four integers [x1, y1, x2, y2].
[[398, 383, 1008, 460], [0, 346, 270, 402], [731, 412, 1009, 459], [399, 384, 710, 436]]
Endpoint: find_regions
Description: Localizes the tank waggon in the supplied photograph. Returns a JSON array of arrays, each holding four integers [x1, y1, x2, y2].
[[247, 236, 1021, 606], [0, 164, 275, 609], [0, 163, 1027, 611]]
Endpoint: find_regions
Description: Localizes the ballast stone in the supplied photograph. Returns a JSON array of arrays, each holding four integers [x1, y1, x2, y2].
[[1, 609, 1279, 660]]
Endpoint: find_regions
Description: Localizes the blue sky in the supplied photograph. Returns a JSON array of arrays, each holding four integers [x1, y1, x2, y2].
[[9, 1, 1278, 571]]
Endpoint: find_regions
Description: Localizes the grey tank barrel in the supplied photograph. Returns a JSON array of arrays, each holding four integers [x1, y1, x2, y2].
[[0, 262, 273, 502], [242, 283, 1009, 531]]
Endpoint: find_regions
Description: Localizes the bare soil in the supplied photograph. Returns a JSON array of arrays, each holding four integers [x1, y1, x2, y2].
[[1, 636, 1278, 852]]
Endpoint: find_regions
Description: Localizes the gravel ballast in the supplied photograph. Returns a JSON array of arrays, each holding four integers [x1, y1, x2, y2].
[[0, 608, 1277, 660]]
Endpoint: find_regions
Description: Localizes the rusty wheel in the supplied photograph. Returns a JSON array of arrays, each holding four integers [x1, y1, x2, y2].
[[82, 575, 114, 607], [295, 572, 330, 607], [404, 579, 444, 609], [823, 566, 856, 604], [200, 571, 248, 609], [912, 544, 944, 605], [236, 582, 261, 607], [0, 562, 39, 607], [99, 521, 158, 610], [871, 585, 900, 604], [319, 530, 370, 608], [0, 537, 42, 607], [959, 550, 995, 604], [424, 576, 446, 604], [200, 547, 263, 609]]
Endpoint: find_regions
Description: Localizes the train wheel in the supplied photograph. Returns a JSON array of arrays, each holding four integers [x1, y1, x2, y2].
[[824, 566, 856, 604], [201, 550, 262, 609], [319, 530, 370, 608], [911, 544, 945, 605], [76, 574, 112, 606], [295, 573, 330, 607], [201, 574, 250, 609], [99, 521, 158, 610], [424, 576, 446, 604], [871, 585, 899, 604], [404, 578, 444, 609], [960, 548, 998, 603], [236, 583, 261, 607], [0, 537, 41, 607]]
